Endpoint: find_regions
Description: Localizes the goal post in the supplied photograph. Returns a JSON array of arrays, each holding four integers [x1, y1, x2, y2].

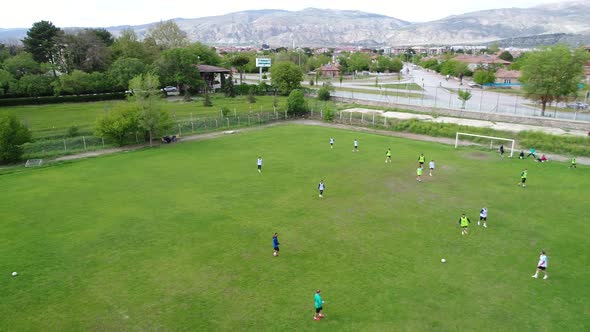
[[455, 132, 515, 157], [25, 159, 43, 167]]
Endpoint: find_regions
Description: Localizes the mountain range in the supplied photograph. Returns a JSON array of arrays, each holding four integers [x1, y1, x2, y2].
[[1, 1, 590, 47]]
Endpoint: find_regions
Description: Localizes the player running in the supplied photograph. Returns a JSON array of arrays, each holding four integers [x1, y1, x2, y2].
[[418, 153, 425, 167], [385, 148, 392, 163], [429, 160, 435, 176], [478, 207, 488, 228], [313, 289, 325, 321], [459, 212, 471, 235], [257, 156, 263, 173], [518, 168, 528, 188], [353, 139, 359, 152], [532, 250, 548, 280], [416, 166, 423, 182], [569, 157, 576, 168], [318, 180, 326, 198], [272, 233, 280, 256], [330, 137, 335, 149]]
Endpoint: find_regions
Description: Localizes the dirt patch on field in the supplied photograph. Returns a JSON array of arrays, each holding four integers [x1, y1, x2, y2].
[[463, 152, 492, 161]]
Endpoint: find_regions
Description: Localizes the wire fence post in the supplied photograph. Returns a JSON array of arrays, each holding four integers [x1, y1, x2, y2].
[[191, 122, 194, 132], [372, 113, 375, 125], [227, 117, 230, 128], [284, 110, 287, 119], [215, 119, 218, 128], [178, 124, 182, 137], [102, 137, 105, 148], [83, 136, 87, 150], [63, 139, 67, 152]]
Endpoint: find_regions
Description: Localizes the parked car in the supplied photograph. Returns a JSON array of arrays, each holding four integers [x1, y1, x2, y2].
[[468, 82, 482, 88], [161, 86, 177, 92], [566, 102, 589, 110]]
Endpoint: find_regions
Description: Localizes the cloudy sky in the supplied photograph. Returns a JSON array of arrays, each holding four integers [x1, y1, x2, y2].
[[2, 0, 562, 28]]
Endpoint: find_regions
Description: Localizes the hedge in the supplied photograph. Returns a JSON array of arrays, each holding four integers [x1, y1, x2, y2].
[[0, 93, 127, 107]]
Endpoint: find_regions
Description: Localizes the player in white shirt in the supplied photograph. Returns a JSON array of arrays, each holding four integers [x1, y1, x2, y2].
[[353, 139, 358, 152], [330, 137, 335, 149], [478, 207, 488, 227], [257, 157, 263, 173], [532, 250, 548, 279], [318, 180, 326, 198], [429, 160, 435, 176]]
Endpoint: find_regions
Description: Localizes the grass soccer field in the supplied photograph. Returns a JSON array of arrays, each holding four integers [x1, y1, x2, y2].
[[1, 124, 589, 331]]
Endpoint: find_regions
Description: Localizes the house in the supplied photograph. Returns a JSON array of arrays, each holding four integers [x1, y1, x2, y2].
[[196, 65, 231, 91], [454, 54, 511, 71], [495, 69, 522, 85], [319, 63, 341, 78]]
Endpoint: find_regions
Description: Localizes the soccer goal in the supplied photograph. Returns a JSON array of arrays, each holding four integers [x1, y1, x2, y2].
[[455, 132, 515, 157], [25, 159, 43, 167]]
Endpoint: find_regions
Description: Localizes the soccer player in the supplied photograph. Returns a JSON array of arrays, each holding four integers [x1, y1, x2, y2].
[[569, 157, 576, 168], [353, 139, 359, 152], [459, 212, 471, 235], [527, 148, 536, 159], [416, 166, 423, 182], [330, 137, 335, 149], [314, 289, 325, 321], [478, 207, 488, 228], [429, 160, 435, 176], [418, 153, 425, 167], [518, 168, 528, 188], [257, 156, 263, 173], [532, 250, 548, 279], [272, 233, 280, 256], [499, 145, 505, 158], [385, 148, 392, 163], [318, 180, 326, 198]]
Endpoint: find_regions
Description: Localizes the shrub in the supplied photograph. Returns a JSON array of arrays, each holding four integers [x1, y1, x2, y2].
[[0, 93, 126, 107], [66, 126, 79, 138], [287, 89, 308, 115], [0, 114, 33, 163], [323, 107, 335, 121], [317, 83, 332, 101], [247, 86, 257, 103]]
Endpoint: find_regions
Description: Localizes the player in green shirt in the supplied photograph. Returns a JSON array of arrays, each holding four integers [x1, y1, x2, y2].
[[313, 289, 325, 321], [385, 148, 392, 163], [418, 153, 425, 167], [459, 213, 471, 235], [518, 168, 528, 188], [569, 157, 576, 168], [416, 166, 423, 182]]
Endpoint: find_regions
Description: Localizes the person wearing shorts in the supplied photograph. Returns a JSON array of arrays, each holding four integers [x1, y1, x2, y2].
[[257, 156, 263, 173], [272, 233, 280, 256], [314, 289, 325, 321], [479, 207, 488, 228], [330, 137, 335, 149], [459, 213, 470, 235], [385, 148, 392, 163], [318, 180, 326, 198], [519, 168, 528, 188], [418, 153, 425, 167], [532, 250, 548, 279], [429, 160, 435, 176], [353, 139, 359, 152]]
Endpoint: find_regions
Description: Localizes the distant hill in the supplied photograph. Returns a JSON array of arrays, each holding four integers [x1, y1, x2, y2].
[[2, 2, 590, 47]]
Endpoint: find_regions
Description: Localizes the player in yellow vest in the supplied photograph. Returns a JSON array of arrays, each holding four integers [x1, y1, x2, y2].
[[385, 148, 392, 163], [418, 153, 425, 167], [518, 168, 528, 188], [416, 166, 423, 182], [569, 157, 576, 168], [459, 213, 471, 235]]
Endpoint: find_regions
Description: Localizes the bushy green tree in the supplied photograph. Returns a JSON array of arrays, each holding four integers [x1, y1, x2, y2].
[[270, 62, 303, 95], [156, 47, 203, 93], [247, 85, 256, 103], [317, 82, 333, 101], [498, 51, 514, 62], [108, 57, 147, 91], [473, 70, 496, 86], [0, 69, 14, 95], [12, 74, 54, 97], [129, 73, 173, 145], [22, 20, 62, 64], [457, 89, 472, 109], [286, 89, 308, 115], [520, 45, 589, 116], [95, 104, 140, 146], [146, 20, 189, 49], [3, 52, 42, 79], [224, 73, 236, 97], [0, 115, 32, 163]]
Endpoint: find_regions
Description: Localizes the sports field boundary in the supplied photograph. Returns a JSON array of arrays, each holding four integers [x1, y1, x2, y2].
[[51, 119, 590, 166]]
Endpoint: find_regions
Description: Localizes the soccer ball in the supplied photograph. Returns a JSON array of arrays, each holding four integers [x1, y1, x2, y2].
[[273, 252, 278, 256], [441, 259, 446, 263], [11, 272, 17, 276]]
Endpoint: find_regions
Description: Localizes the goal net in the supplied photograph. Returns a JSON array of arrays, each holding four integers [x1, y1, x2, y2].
[[455, 132, 515, 157], [25, 159, 43, 167]]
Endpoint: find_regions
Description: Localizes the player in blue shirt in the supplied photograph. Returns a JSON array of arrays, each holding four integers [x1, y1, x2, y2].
[[272, 233, 280, 256]]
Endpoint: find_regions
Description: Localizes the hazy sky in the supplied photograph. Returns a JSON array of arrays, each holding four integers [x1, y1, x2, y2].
[[2, 0, 562, 28]]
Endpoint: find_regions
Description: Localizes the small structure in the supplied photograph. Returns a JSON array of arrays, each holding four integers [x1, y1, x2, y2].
[[454, 54, 511, 71], [495, 69, 522, 85], [196, 64, 231, 92], [319, 63, 341, 78]]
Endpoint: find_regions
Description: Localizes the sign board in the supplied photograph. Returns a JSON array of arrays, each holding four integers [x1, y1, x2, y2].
[[256, 58, 271, 68]]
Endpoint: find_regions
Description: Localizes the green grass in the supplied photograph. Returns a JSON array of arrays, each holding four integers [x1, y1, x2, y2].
[[334, 86, 422, 98], [1, 124, 589, 330], [379, 83, 424, 91], [0, 95, 288, 138]]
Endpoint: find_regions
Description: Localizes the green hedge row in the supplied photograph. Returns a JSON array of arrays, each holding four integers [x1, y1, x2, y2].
[[0, 93, 127, 107]]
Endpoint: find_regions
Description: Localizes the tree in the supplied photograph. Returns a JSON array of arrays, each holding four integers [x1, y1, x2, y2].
[[60, 29, 112, 73], [230, 54, 250, 85], [22, 21, 62, 64], [111, 29, 158, 65], [0, 69, 15, 95], [0, 115, 32, 164], [473, 70, 496, 86], [129, 73, 173, 145], [55, 70, 93, 95], [287, 89, 308, 115], [12, 74, 54, 97], [487, 43, 500, 54], [247, 86, 256, 103], [270, 62, 303, 95], [520, 45, 589, 116], [156, 47, 202, 92], [457, 89, 472, 109], [498, 51, 514, 62], [349, 52, 371, 72], [108, 57, 147, 91], [94, 104, 139, 146], [146, 20, 189, 49], [223, 73, 236, 97], [317, 82, 333, 101], [3, 52, 42, 79]]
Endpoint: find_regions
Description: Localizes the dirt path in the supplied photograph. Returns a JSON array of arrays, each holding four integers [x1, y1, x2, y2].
[[53, 119, 589, 165]]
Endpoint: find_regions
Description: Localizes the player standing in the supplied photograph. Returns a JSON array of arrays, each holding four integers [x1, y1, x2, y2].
[[318, 180, 326, 198], [518, 168, 528, 188], [459, 212, 471, 235], [272, 233, 280, 256], [499, 145, 505, 158], [257, 156, 263, 173], [569, 157, 576, 168], [353, 139, 359, 152], [429, 160, 435, 176], [385, 148, 392, 163], [313, 289, 325, 321], [532, 250, 548, 279], [418, 153, 425, 167], [478, 207, 488, 228], [416, 166, 423, 182], [330, 137, 335, 149]]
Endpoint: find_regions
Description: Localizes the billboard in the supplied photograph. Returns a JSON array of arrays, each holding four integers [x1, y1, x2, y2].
[[256, 58, 272, 68]]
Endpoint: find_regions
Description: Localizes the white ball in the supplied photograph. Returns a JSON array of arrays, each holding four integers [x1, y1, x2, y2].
[[12, 272, 18, 276], [441, 259, 446, 263], [273, 252, 278, 256]]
